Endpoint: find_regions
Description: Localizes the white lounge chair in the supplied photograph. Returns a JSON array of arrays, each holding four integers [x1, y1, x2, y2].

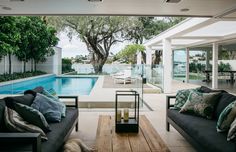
[[114, 69, 132, 84]]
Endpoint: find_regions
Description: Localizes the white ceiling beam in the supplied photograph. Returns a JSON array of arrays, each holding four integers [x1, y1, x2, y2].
[[172, 36, 222, 40], [145, 18, 213, 47]]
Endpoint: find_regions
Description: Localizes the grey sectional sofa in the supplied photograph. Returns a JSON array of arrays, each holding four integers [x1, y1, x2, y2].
[[0, 90, 78, 152], [166, 86, 236, 152]]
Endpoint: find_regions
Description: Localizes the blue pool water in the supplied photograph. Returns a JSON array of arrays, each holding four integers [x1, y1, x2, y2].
[[0, 75, 98, 95]]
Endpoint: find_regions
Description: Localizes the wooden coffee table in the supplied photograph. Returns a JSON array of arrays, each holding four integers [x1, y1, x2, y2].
[[96, 115, 170, 152]]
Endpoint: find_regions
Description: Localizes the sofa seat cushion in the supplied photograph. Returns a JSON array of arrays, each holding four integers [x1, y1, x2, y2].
[[42, 108, 78, 152], [168, 109, 236, 152]]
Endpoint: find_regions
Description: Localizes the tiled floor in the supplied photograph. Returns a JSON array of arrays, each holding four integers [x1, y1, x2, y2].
[[69, 91, 198, 152]]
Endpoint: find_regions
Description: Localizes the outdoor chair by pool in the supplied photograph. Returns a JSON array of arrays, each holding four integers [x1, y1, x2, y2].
[[113, 69, 132, 84]]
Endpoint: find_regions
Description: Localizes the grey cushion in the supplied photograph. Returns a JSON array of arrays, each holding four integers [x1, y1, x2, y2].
[[42, 89, 66, 117], [215, 93, 236, 119], [4, 94, 35, 109], [0, 100, 7, 132], [4, 107, 48, 141], [168, 109, 236, 152], [31, 93, 63, 122], [14, 103, 51, 133]]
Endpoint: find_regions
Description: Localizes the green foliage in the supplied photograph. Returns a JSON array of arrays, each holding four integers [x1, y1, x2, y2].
[[0, 16, 58, 73], [0, 71, 47, 82], [0, 16, 21, 73], [189, 62, 232, 73], [218, 62, 232, 71], [62, 58, 75, 74], [49, 16, 136, 73], [115, 44, 145, 64]]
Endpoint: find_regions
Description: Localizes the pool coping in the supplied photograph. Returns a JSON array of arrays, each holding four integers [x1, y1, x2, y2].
[[0, 74, 55, 87]]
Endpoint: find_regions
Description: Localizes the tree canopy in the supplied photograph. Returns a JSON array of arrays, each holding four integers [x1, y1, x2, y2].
[[0, 16, 20, 74], [115, 44, 145, 64], [0, 16, 58, 73], [49, 16, 138, 73]]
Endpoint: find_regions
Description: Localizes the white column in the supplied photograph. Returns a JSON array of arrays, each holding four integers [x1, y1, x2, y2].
[[163, 39, 172, 93], [185, 48, 190, 83], [146, 46, 152, 65], [212, 43, 218, 89], [206, 50, 210, 70], [137, 52, 142, 65], [145, 46, 152, 80]]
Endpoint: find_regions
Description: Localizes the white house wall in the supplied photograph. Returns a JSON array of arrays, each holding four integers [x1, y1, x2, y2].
[[0, 47, 62, 75], [36, 47, 62, 75]]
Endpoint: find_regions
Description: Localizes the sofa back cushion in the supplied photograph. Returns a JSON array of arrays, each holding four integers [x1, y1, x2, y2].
[[4, 94, 35, 109], [215, 92, 236, 119], [0, 100, 7, 132]]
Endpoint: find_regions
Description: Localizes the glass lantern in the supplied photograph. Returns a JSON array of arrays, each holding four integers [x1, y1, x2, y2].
[[115, 90, 139, 133]]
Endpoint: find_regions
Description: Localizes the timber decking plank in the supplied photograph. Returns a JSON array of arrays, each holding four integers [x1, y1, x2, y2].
[[96, 115, 112, 152], [140, 115, 170, 152]]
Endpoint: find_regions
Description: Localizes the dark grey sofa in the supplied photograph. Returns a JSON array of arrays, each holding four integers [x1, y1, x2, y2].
[[0, 92, 79, 152], [166, 87, 236, 152]]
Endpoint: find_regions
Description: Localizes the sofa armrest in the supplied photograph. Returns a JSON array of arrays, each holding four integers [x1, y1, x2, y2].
[[166, 95, 176, 109], [0, 133, 41, 152], [58, 96, 78, 108]]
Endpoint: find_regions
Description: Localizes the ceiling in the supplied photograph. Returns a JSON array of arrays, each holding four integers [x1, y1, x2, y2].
[[0, 0, 236, 16]]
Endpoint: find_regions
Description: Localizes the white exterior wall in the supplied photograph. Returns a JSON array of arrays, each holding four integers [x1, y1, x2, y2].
[[0, 47, 61, 75], [36, 47, 62, 75]]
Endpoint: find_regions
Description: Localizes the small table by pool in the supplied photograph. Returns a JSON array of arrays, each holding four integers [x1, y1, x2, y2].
[[96, 115, 170, 152]]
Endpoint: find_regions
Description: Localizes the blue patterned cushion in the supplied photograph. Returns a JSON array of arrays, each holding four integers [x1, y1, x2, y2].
[[180, 90, 220, 119], [31, 93, 63, 122], [217, 101, 236, 132], [42, 89, 66, 117], [173, 88, 200, 110]]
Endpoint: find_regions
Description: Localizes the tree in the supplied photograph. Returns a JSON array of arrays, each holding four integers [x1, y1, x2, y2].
[[23, 17, 58, 71], [15, 17, 33, 72], [49, 16, 136, 73], [0, 17, 20, 74], [128, 17, 185, 64], [115, 44, 145, 64]]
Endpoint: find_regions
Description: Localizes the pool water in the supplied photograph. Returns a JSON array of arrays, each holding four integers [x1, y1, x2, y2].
[[0, 75, 98, 95]]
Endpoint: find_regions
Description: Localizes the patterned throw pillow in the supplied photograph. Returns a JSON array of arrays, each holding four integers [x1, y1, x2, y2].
[[180, 91, 220, 119], [217, 101, 236, 132], [227, 117, 236, 141], [174, 88, 200, 110], [42, 89, 66, 117], [14, 103, 51, 133], [4, 107, 48, 141], [31, 93, 63, 122]]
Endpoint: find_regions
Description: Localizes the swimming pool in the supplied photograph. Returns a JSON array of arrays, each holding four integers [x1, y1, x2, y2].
[[0, 75, 98, 95]]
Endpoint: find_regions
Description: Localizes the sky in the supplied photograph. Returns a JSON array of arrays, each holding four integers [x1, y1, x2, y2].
[[57, 32, 130, 58]]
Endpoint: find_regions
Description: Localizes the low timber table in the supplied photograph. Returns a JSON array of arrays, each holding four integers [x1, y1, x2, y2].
[[96, 115, 170, 152]]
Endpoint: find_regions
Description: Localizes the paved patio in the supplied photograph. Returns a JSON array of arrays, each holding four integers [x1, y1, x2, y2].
[[102, 75, 151, 88]]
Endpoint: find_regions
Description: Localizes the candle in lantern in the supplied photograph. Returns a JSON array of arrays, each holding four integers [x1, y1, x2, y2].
[[124, 108, 129, 122], [117, 110, 121, 122]]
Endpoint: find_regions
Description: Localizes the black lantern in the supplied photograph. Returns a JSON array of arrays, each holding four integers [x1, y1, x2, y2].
[[115, 90, 139, 133]]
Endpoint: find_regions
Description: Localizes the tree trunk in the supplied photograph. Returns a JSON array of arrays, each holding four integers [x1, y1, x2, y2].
[[23, 61, 26, 73], [31, 60, 34, 72], [34, 60, 37, 72], [90, 53, 107, 74], [8, 54, 12, 74]]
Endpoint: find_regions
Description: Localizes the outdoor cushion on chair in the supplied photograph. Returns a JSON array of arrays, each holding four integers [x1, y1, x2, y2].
[[31, 93, 63, 122]]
